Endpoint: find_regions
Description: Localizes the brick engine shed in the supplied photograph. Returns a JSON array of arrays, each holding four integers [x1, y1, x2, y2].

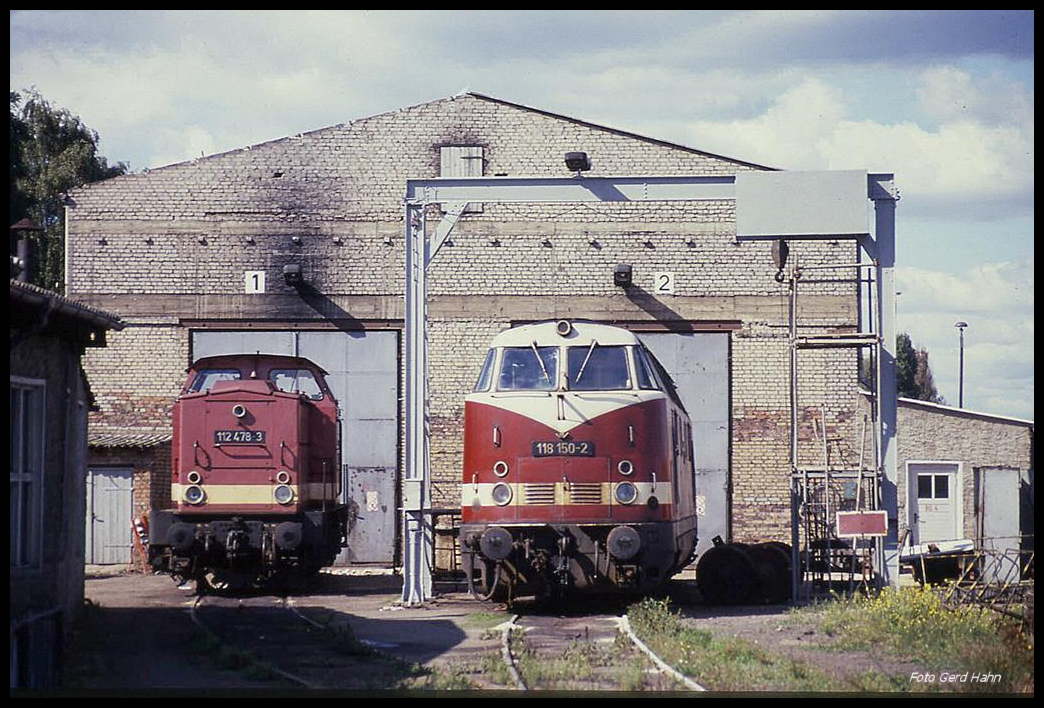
[[67, 93, 870, 570]]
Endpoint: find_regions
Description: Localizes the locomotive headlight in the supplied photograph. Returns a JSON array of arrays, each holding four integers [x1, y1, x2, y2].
[[274, 485, 295, 505], [232, 404, 247, 419], [617, 459, 634, 476], [614, 481, 638, 505], [186, 470, 202, 484], [276, 470, 291, 484], [184, 485, 206, 505], [492, 460, 509, 477], [491, 483, 513, 506]]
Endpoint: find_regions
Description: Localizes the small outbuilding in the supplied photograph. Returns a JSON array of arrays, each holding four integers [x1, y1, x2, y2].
[[893, 395, 1033, 557], [10, 278, 123, 689]]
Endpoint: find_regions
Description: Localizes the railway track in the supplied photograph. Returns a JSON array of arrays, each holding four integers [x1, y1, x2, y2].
[[189, 591, 422, 690], [189, 582, 708, 692], [499, 606, 705, 692]]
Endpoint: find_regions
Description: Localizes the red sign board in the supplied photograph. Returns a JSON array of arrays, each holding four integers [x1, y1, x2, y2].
[[836, 510, 888, 538]]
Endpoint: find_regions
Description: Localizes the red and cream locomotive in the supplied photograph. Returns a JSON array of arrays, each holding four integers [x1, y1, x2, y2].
[[148, 354, 351, 590], [460, 321, 698, 600]]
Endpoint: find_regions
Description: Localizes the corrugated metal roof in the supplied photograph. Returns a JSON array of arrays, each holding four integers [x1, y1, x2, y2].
[[88, 430, 172, 448], [10, 279, 124, 331]]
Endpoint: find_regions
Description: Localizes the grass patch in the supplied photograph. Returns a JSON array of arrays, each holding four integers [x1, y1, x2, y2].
[[796, 585, 1034, 693], [508, 628, 662, 691], [185, 625, 289, 685], [395, 661, 479, 690], [462, 610, 510, 630], [513, 636, 615, 690], [627, 597, 854, 692]]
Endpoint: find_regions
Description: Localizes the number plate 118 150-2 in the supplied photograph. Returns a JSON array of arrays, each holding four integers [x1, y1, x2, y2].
[[532, 441, 595, 457], [214, 430, 266, 444]]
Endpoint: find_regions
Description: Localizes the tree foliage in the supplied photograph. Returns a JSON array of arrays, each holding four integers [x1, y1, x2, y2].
[[896, 332, 945, 404], [10, 89, 128, 292]]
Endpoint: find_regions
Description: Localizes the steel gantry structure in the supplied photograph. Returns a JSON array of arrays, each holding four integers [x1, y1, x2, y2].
[[401, 170, 899, 605]]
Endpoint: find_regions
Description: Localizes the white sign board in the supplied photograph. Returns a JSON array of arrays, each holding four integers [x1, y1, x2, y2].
[[244, 270, 266, 294], [653, 271, 675, 295], [735, 170, 870, 240]]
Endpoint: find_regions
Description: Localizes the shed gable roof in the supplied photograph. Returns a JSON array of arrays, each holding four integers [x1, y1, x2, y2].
[[70, 92, 772, 193]]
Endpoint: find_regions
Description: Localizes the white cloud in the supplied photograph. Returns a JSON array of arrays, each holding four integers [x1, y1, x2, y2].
[[897, 261, 1033, 418], [917, 65, 1034, 127], [149, 126, 218, 168], [662, 73, 1034, 218]]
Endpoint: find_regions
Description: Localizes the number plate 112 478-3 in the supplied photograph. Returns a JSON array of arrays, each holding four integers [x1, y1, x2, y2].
[[214, 430, 266, 445], [532, 441, 595, 457]]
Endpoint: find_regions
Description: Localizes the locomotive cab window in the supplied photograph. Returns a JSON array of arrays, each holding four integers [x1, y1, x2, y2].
[[474, 349, 497, 392], [498, 346, 558, 391], [567, 345, 631, 391], [633, 346, 661, 391], [187, 369, 241, 393], [269, 369, 323, 400]]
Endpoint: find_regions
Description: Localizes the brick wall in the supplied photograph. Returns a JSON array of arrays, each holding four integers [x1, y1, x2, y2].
[[67, 93, 862, 550]]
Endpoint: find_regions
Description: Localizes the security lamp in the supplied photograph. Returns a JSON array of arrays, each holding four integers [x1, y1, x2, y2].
[[614, 263, 633, 288], [565, 151, 591, 174], [772, 238, 790, 282], [283, 263, 304, 287]]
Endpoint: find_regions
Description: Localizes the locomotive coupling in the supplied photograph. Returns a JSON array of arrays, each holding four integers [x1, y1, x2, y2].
[[166, 522, 197, 552]]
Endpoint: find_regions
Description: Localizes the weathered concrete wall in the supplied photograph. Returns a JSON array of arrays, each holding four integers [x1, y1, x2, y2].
[[894, 399, 1033, 540], [10, 332, 89, 639]]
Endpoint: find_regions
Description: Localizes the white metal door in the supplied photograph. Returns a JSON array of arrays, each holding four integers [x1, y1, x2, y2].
[[86, 466, 134, 564], [909, 462, 960, 544], [638, 332, 729, 558]]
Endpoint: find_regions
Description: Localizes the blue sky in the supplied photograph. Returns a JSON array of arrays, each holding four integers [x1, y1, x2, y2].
[[10, 10, 1034, 419]]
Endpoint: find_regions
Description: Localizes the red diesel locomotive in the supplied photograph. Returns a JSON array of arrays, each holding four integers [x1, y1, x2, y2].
[[148, 354, 351, 590], [460, 321, 698, 600]]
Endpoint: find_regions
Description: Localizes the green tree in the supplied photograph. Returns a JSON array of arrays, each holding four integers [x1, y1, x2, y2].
[[895, 332, 945, 403], [862, 332, 945, 404], [896, 332, 920, 399], [10, 89, 128, 292], [914, 345, 944, 404]]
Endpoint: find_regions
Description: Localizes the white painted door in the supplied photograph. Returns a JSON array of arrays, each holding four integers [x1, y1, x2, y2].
[[86, 467, 134, 564], [909, 463, 960, 544]]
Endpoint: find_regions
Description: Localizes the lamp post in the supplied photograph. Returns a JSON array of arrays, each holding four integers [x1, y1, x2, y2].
[[955, 321, 968, 407]]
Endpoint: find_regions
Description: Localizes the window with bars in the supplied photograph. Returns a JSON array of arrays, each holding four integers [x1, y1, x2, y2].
[[10, 379, 45, 570]]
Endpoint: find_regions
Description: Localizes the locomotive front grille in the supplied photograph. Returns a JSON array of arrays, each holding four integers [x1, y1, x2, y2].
[[524, 483, 556, 505], [568, 483, 604, 505]]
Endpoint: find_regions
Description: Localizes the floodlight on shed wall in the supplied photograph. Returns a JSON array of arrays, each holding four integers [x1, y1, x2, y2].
[[283, 263, 303, 287], [564, 151, 591, 174], [614, 263, 633, 288]]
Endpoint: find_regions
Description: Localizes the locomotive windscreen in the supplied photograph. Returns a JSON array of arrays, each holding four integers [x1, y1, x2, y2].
[[566, 345, 630, 390]]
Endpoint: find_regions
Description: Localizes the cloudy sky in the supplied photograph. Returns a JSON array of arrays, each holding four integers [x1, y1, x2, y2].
[[10, 10, 1034, 419]]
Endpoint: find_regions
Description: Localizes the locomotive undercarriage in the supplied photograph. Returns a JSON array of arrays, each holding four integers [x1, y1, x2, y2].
[[461, 522, 690, 601], [148, 507, 349, 591]]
